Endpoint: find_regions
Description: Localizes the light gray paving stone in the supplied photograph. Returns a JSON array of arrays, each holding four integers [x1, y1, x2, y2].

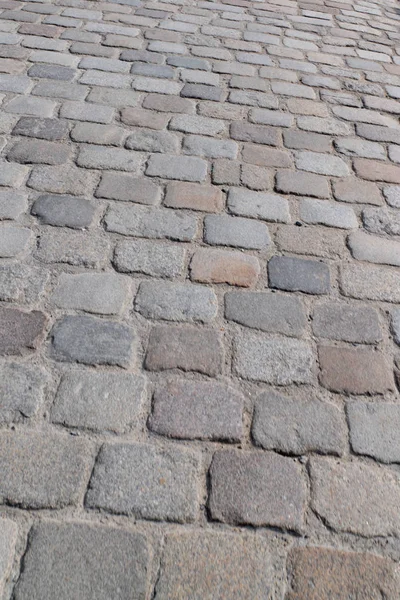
[[5, 96, 56, 117], [383, 185, 400, 208], [96, 173, 160, 205], [87, 87, 139, 107], [105, 204, 197, 241], [0, 430, 92, 509], [77, 145, 143, 172], [0, 307, 47, 357], [228, 90, 278, 109], [313, 302, 381, 343], [133, 77, 182, 95], [86, 442, 200, 522], [7, 139, 71, 165], [14, 523, 150, 600], [234, 330, 314, 384], [297, 115, 353, 135], [183, 135, 238, 159], [12, 117, 69, 141], [71, 123, 126, 146], [0, 190, 27, 220], [146, 154, 207, 182], [0, 263, 48, 304], [0, 75, 31, 93], [340, 263, 400, 303], [295, 151, 349, 177], [347, 401, 400, 464], [300, 198, 358, 229], [209, 450, 306, 530], [250, 108, 294, 127], [334, 137, 386, 160], [0, 362, 47, 424], [204, 214, 270, 250], [28, 165, 97, 196], [149, 379, 243, 441], [30, 50, 79, 67], [269, 256, 330, 295], [0, 518, 17, 595], [363, 207, 400, 236], [51, 315, 134, 367], [252, 391, 346, 455], [32, 81, 88, 101], [227, 188, 290, 222], [80, 56, 130, 73], [80, 70, 132, 88], [135, 281, 217, 322], [348, 230, 400, 267], [310, 457, 400, 537], [392, 308, 400, 345], [51, 371, 146, 433], [125, 129, 180, 153], [113, 239, 186, 278], [225, 291, 306, 336], [169, 114, 225, 136], [0, 225, 31, 257], [155, 531, 273, 600], [52, 273, 130, 315], [60, 101, 114, 124], [276, 170, 330, 198], [0, 162, 28, 187]]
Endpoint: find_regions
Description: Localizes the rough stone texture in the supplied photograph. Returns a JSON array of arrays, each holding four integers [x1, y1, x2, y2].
[[52, 273, 130, 315], [310, 457, 400, 536], [227, 188, 290, 223], [51, 371, 146, 433], [190, 249, 260, 287], [0, 264, 48, 304], [340, 264, 400, 303], [145, 325, 223, 376], [209, 450, 306, 531], [0, 307, 47, 355], [319, 345, 394, 395], [0, 519, 17, 595], [155, 531, 273, 600], [149, 379, 243, 442], [86, 442, 200, 522], [0, 362, 47, 424], [268, 256, 330, 295], [32, 194, 95, 229], [135, 281, 217, 323], [35, 229, 109, 269], [348, 230, 400, 267], [225, 291, 306, 337], [0, 430, 91, 509], [51, 316, 134, 368], [204, 214, 270, 250], [312, 302, 382, 343], [14, 523, 150, 600], [234, 331, 314, 385], [253, 391, 346, 455], [114, 239, 185, 278], [286, 547, 399, 600], [348, 401, 400, 463], [164, 182, 223, 212], [96, 173, 160, 205]]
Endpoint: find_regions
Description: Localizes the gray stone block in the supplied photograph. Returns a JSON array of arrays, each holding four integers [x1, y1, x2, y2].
[[86, 442, 200, 522], [227, 188, 290, 223], [51, 316, 134, 367], [0, 362, 47, 424], [0, 190, 27, 220], [0, 307, 47, 356], [28, 165, 97, 196], [312, 302, 381, 343], [52, 273, 130, 315], [35, 229, 109, 268], [51, 370, 146, 433], [204, 215, 270, 249], [12, 117, 69, 141], [268, 256, 330, 295], [146, 154, 208, 182], [0, 518, 17, 595], [0, 225, 31, 257], [113, 239, 185, 278], [31, 194, 95, 228], [0, 263, 49, 304], [14, 523, 150, 600], [348, 401, 400, 463]]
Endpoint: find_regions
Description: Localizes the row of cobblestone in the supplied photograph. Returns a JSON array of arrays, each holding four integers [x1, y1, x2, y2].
[[2, 0, 400, 596]]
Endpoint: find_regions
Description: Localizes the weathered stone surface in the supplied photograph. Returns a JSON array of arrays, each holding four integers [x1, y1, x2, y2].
[[276, 170, 330, 198], [300, 198, 358, 229], [0, 225, 31, 257], [348, 230, 400, 267], [234, 331, 314, 384], [209, 450, 306, 531], [310, 457, 400, 536], [312, 302, 381, 343], [28, 165, 96, 196], [190, 249, 260, 287], [363, 207, 400, 236], [14, 523, 150, 600], [35, 229, 109, 268], [52, 273, 130, 315], [0, 362, 47, 424], [51, 370, 146, 433], [276, 225, 345, 259], [146, 154, 207, 182], [51, 316, 134, 367], [253, 391, 346, 455], [225, 291, 306, 337], [227, 188, 290, 223], [0, 307, 47, 355], [135, 281, 217, 323], [164, 182, 223, 212], [286, 547, 398, 600], [0, 430, 91, 509], [32, 194, 95, 229], [340, 263, 400, 303], [145, 325, 223, 376], [333, 177, 382, 205], [86, 442, 200, 522], [348, 401, 400, 463], [114, 239, 185, 278], [268, 256, 330, 295], [0, 519, 17, 594], [319, 345, 394, 394], [155, 531, 273, 600], [0, 263, 48, 304], [149, 379, 243, 441], [0, 190, 27, 220], [204, 214, 270, 250]]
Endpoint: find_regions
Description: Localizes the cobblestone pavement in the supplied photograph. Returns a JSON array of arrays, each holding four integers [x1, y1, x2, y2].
[[1, 0, 400, 596]]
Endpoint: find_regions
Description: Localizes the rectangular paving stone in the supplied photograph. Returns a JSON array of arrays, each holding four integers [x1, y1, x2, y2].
[[310, 457, 400, 537], [77, 145, 143, 172], [86, 442, 200, 522], [135, 281, 217, 323], [354, 158, 400, 183], [12, 117, 69, 141], [190, 248, 260, 287], [295, 151, 349, 177], [204, 214, 270, 250], [181, 82, 223, 101], [276, 170, 330, 198], [348, 230, 400, 267], [209, 450, 306, 531], [253, 391, 346, 455], [32, 81, 88, 101], [268, 256, 330, 295], [105, 204, 197, 242], [28, 64, 76, 81], [319, 345, 394, 394], [183, 135, 238, 159], [31, 194, 95, 229], [146, 154, 208, 182], [234, 330, 314, 385], [96, 173, 160, 205], [51, 371, 146, 433], [0, 362, 47, 424], [283, 130, 332, 152], [0, 263, 48, 305], [0, 430, 92, 509], [332, 177, 382, 205], [120, 107, 169, 130], [230, 122, 281, 146], [7, 139, 71, 165], [0, 161, 28, 187], [286, 547, 398, 600], [87, 87, 139, 107], [14, 523, 150, 600], [300, 198, 357, 229], [340, 263, 400, 303], [125, 129, 180, 154], [348, 401, 400, 464], [60, 101, 115, 124], [145, 324, 223, 376], [0, 307, 47, 356], [149, 379, 243, 442], [113, 239, 186, 278], [0, 189, 27, 220], [225, 291, 306, 336], [313, 302, 381, 343], [28, 165, 97, 196], [71, 123, 126, 146], [52, 273, 130, 315], [164, 182, 223, 212], [0, 74, 31, 93], [0, 225, 31, 258], [5, 96, 56, 117], [155, 531, 273, 600], [228, 188, 290, 222], [51, 315, 134, 368]]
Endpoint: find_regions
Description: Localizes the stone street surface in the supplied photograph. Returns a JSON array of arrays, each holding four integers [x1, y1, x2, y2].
[[1, 0, 400, 596]]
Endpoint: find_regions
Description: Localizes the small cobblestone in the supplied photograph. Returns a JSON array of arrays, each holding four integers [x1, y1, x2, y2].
[[269, 256, 330, 295], [191, 248, 260, 287], [114, 239, 185, 278]]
